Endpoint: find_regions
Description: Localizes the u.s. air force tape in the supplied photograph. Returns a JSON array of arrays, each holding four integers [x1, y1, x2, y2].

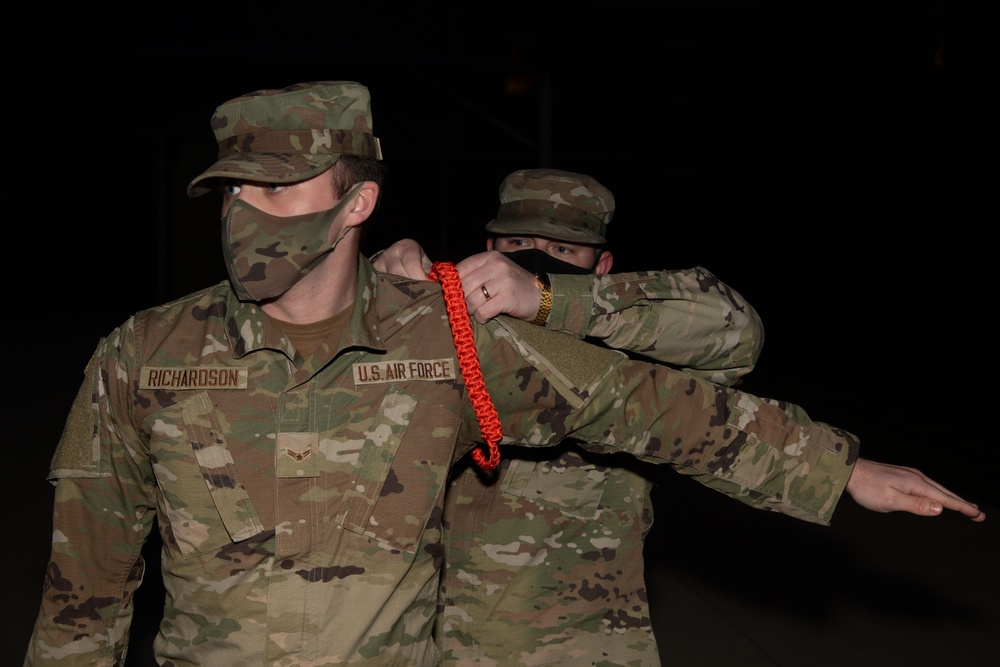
[[353, 358, 456, 385], [140, 366, 249, 390]]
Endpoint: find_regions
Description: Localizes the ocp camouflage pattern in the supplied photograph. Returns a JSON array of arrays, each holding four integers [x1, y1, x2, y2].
[[25, 257, 856, 666], [187, 81, 383, 197], [437, 266, 765, 665], [485, 168, 615, 244]]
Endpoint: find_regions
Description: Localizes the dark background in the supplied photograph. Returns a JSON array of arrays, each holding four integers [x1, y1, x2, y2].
[[9, 2, 997, 665]]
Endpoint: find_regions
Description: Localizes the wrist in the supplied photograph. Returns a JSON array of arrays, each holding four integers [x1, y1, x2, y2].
[[531, 274, 552, 326]]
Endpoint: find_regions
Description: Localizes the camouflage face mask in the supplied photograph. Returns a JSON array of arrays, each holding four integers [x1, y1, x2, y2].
[[221, 183, 362, 302]]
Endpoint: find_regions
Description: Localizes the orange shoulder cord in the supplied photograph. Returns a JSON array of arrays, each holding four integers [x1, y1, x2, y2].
[[428, 261, 502, 471]]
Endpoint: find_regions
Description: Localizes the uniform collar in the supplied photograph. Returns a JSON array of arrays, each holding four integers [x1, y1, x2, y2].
[[222, 254, 387, 360]]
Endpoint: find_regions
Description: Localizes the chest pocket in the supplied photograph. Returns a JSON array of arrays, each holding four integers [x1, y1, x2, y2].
[[336, 386, 456, 555], [147, 391, 264, 558], [500, 443, 610, 521]]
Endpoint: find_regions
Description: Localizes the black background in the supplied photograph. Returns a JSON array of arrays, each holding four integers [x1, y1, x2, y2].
[[8, 3, 996, 665]]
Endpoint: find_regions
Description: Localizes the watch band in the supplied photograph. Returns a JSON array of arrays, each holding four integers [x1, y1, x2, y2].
[[531, 274, 552, 326]]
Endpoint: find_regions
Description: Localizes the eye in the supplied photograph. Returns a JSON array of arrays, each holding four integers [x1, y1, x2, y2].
[[495, 237, 529, 251], [221, 183, 242, 196], [552, 245, 573, 255], [264, 184, 286, 193]]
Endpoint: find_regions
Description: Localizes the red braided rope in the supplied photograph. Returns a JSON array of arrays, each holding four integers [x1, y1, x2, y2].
[[428, 261, 502, 471]]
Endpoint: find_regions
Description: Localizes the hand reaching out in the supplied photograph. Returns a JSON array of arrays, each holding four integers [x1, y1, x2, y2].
[[846, 458, 985, 521]]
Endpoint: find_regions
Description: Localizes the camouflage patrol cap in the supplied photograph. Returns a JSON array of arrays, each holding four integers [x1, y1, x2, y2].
[[187, 81, 383, 197], [484, 168, 614, 244]]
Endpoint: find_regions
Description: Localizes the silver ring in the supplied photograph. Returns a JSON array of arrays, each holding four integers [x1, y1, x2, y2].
[[481, 284, 491, 300]]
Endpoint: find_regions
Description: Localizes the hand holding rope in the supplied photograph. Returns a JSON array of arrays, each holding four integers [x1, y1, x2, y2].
[[428, 261, 502, 471]]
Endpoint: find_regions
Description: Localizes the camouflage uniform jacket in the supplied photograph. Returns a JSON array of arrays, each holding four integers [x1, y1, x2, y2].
[[438, 267, 765, 665], [26, 257, 856, 667]]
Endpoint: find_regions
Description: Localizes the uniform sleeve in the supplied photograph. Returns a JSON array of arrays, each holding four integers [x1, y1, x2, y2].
[[545, 267, 765, 386], [472, 317, 857, 526], [25, 321, 157, 667]]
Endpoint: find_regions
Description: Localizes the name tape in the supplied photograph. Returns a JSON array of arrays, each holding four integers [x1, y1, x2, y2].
[[140, 366, 248, 390]]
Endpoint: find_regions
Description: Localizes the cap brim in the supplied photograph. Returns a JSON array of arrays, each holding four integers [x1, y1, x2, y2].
[[187, 152, 340, 197], [485, 216, 606, 244]]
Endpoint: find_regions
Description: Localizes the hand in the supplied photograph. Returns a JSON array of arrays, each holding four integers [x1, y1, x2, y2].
[[455, 251, 545, 323], [372, 239, 433, 279], [845, 457, 985, 521]]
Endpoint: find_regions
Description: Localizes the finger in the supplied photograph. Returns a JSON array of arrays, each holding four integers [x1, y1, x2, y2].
[[470, 297, 507, 324], [409, 255, 433, 279], [890, 482, 986, 521], [938, 496, 986, 521], [896, 493, 945, 517], [457, 263, 489, 293], [465, 285, 491, 320], [894, 467, 980, 510], [455, 251, 495, 278], [903, 492, 985, 521]]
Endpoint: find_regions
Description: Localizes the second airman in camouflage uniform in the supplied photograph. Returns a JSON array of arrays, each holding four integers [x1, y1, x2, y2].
[[431, 168, 765, 665]]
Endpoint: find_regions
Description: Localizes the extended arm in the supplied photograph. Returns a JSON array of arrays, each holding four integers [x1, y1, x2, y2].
[[471, 315, 984, 524]]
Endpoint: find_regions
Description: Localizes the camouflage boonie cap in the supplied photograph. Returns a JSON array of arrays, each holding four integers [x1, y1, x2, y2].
[[187, 81, 383, 197], [484, 168, 615, 244]]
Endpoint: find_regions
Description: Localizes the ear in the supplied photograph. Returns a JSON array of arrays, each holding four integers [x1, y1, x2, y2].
[[485, 238, 495, 251], [594, 249, 614, 275], [344, 181, 379, 228]]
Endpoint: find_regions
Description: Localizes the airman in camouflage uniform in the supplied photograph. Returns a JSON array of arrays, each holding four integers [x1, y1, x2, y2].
[[378, 168, 767, 665], [441, 169, 766, 665], [24, 81, 984, 667]]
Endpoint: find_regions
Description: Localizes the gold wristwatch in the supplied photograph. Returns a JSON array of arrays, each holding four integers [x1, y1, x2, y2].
[[531, 274, 552, 326]]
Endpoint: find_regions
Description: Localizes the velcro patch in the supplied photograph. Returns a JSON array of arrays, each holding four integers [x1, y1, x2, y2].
[[498, 316, 622, 392], [353, 358, 456, 385], [140, 366, 248, 390]]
